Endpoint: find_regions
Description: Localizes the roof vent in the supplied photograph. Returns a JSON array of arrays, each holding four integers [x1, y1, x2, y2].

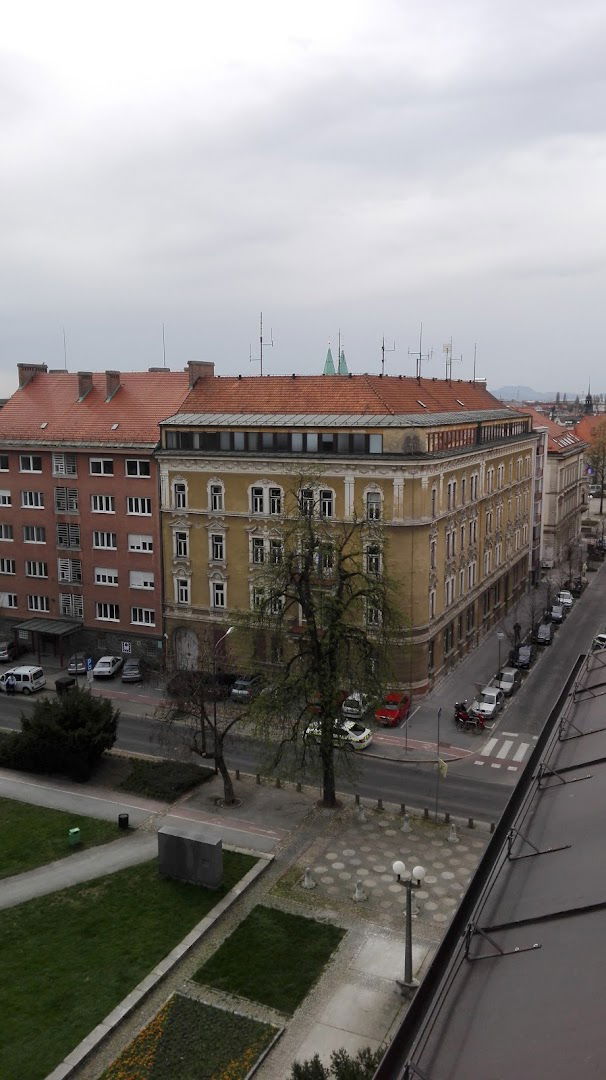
[[238, 374, 242, 380], [40, 422, 48, 429], [417, 400, 427, 409], [111, 423, 119, 431], [292, 373, 296, 379], [456, 399, 465, 407]]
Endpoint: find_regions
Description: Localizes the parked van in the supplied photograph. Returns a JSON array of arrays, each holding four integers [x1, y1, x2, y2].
[[0, 666, 46, 694], [536, 623, 553, 646]]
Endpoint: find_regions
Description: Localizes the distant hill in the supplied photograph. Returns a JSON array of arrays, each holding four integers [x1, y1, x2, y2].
[[492, 385, 563, 403]]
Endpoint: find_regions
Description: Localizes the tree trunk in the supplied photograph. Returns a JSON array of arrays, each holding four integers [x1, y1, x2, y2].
[[215, 746, 236, 805], [320, 745, 337, 808]]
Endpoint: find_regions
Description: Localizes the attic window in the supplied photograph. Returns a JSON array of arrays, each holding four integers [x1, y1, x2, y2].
[[40, 422, 48, 429], [416, 400, 427, 409], [111, 423, 119, 431], [456, 399, 465, 407]]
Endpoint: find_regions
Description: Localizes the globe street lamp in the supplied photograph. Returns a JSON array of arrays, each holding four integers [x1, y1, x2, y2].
[[212, 626, 235, 768], [496, 631, 505, 672], [392, 860, 426, 992]]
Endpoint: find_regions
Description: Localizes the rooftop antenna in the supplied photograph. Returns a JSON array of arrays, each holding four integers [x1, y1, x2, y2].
[[442, 337, 462, 382], [162, 322, 167, 368], [249, 311, 273, 376], [381, 335, 396, 375], [473, 343, 477, 382], [408, 322, 432, 382], [62, 326, 68, 371]]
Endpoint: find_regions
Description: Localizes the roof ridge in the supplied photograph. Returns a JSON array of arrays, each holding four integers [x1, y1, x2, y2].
[[359, 374, 396, 415]]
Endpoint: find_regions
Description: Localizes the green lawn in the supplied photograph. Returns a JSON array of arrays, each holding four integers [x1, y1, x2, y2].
[[194, 905, 345, 1014], [118, 758, 214, 801], [0, 797, 124, 879], [101, 993, 277, 1080], [0, 853, 256, 1080]]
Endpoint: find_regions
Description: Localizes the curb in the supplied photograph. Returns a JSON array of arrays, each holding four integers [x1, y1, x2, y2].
[[45, 852, 273, 1080]]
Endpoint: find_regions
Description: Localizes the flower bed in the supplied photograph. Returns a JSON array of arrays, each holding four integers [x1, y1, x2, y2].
[[101, 994, 278, 1080]]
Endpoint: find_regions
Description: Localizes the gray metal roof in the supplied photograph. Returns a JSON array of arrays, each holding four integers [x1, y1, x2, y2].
[[14, 617, 82, 637], [376, 647, 606, 1079], [160, 409, 516, 429]]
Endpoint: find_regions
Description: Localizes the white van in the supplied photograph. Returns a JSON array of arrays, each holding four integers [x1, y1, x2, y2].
[[0, 666, 46, 694]]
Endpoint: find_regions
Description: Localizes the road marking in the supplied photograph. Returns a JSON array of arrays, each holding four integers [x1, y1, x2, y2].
[[507, 766, 517, 771], [490, 763, 501, 768], [480, 738, 498, 757], [513, 742, 530, 762], [496, 740, 514, 759], [501, 731, 518, 737], [474, 760, 485, 766]]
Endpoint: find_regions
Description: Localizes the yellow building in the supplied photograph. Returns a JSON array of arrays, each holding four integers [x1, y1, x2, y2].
[[157, 363, 537, 694]]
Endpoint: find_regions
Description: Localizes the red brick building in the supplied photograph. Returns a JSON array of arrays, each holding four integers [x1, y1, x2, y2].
[[0, 363, 190, 664]]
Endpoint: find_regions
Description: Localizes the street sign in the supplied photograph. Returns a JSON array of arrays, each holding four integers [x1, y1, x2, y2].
[[86, 657, 93, 671], [122, 641, 132, 654]]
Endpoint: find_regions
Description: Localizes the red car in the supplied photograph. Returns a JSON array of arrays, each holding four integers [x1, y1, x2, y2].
[[374, 691, 411, 727]]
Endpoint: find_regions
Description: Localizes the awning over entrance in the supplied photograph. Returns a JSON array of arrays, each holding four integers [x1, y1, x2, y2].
[[14, 618, 82, 638]]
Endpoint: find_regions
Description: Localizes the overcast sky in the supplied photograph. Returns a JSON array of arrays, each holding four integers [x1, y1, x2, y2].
[[2, 0, 605, 400]]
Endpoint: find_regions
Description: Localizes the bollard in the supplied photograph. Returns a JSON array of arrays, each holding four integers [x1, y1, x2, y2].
[[401, 813, 411, 834], [357, 807, 368, 824], [301, 867, 316, 890], [490, 822, 495, 833], [235, 769, 240, 780], [400, 803, 406, 815], [444, 811, 450, 824], [118, 813, 129, 830], [276, 778, 281, 789], [424, 808, 429, 820], [296, 782, 302, 792], [68, 827, 81, 847], [377, 798, 383, 811], [256, 774, 261, 785], [353, 880, 367, 902], [355, 793, 360, 806], [468, 817, 475, 830], [447, 823, 459, 844]]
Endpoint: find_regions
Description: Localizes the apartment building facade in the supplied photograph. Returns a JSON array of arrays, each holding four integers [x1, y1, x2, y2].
[[157, 369, 538, 694], [0, 363, 190, 662]]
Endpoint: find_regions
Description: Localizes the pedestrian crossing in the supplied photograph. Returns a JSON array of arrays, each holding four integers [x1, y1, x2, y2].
[[473, 732, 538, 771]]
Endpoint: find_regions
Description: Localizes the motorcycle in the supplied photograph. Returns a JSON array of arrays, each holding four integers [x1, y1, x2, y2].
[[453, 700, 485, 733]]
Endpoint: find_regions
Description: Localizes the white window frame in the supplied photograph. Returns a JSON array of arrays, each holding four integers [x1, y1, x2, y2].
[[0, 558, 16, 574], [0, 490, 11, 507], [52, 452, 77, 477], [209, 482, 224, 512], [366, 490, 382, 521], [175, 530, 189, 558], [19, 454, 42, 473], [129, 570, 154, 590], [2, 593, 18, 608], [54, 487, 79, 513], [57, 523, 81, 549], [210, 533, 224, 562], [320, 489, 334, 519], [91, 494, 115, 513], [58, 558, 82, 584], [173, 481, 187, 509], [28, 594, 50, 612], [94, 567, 118, 586], [21, 491, 44, 508], [211, 580, 226, 609], [175, 577, 190, 605], [23, 525, 45, 543], [90, 458, 114, 475], [93, 531, 117, 550], [60, 593, 83, 618], [0, 524, 13, 541], [251, 536, 265, 564], [127, 496, 152, 516], [25, 561, 48, 578], [96, 601, 120, 621], [128, 534, 153, 553], [125, 459, 151, 478], [365, 544, 382, 576], [131, 606, 155, 626]]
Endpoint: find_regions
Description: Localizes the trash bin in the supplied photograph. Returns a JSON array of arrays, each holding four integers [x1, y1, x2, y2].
[[68, 827, 81, 847], [118, 813, 129, 830], [55, 675, 76, 695]]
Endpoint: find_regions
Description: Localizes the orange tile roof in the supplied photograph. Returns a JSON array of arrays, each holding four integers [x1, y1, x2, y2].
[[515, 405, 587, 453], [574, 414, 606, 445], [0, 370, 191, 446], [180, 374, 508, 416]]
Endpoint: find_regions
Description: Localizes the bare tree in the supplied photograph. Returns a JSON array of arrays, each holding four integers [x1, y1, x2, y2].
[[586, 418, 606, 516], [157, 630, 243, 806], [246, 480, 405, 808]]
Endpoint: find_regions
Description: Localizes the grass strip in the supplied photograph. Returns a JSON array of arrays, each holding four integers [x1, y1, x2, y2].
[[0, 852, 255, 1080], [0, 797, 124, 879], [194, 904, 345, 1014], [102, 993, 277, 1080], [118, 758, 213, 800]]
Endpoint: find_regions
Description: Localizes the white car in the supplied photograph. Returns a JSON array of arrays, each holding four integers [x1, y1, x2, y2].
[[592, 633, 606, 651], [341, 691, 372, 720], [0, 666, 46, 694], [305, 718, 373, 750], [93, 655, 124, 679], [469, 686, 504, 721], [492, 668, 521, 696], [557, 590, 574, 609]]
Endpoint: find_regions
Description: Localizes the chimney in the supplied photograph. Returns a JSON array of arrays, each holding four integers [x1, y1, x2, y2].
[[77, 372, 94, 401], [148, 367, 171, 372], [187, 360, 215, 389], [18, 363, 47, 389], [105, 370, 121, 401]]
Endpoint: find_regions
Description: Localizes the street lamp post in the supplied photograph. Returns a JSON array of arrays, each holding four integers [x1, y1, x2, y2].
[[496, 631, 505, 672], [392, 860, 426, 992], [212, 626, 235, 769]]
